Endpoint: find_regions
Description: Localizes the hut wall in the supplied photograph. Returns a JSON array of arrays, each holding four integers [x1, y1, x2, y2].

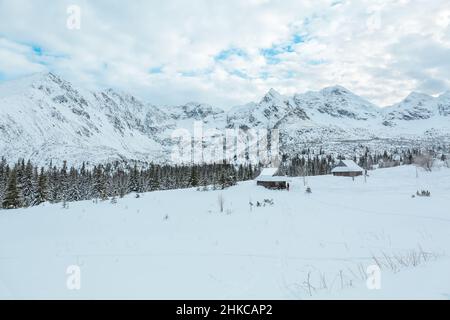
[[257, 181, 287, 189], [332, 171, 363, 177]]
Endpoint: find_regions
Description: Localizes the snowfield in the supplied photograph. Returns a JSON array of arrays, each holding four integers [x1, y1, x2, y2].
[[0, 165, 449, 299]]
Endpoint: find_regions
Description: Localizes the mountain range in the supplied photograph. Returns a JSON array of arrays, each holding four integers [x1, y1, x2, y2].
[[0, 72, 449, 166]]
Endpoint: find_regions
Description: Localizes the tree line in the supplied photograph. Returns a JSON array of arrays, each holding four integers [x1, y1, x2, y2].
[[279, 147, 443, 177], [0, 147, 445, 210], [0, 158, 257, 209]]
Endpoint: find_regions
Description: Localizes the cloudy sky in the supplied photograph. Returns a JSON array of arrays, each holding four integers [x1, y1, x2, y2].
[[0, 0, 449, 108]]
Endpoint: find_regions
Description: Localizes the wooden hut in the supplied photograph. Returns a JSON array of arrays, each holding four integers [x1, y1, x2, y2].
[[331, 160, 364, 177], [255, 167, 289, 189]]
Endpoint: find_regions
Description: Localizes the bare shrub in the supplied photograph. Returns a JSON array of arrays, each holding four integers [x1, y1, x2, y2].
[[302, 271, 316, 297], [372, 247, 438, 272], [379, 160, 397, 169], [217, 194, 225, 213], [293, 246, 439, 298], [413, 153, 434, 172]]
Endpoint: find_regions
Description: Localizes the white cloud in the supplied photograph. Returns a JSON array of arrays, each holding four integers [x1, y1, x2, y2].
[[0, 39, 46, 77], [0, 0, 449, 107]]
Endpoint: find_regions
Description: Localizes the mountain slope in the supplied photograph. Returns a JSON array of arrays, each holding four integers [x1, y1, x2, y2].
[[0, 72, 449, 165], [0, 73, 170, 164]]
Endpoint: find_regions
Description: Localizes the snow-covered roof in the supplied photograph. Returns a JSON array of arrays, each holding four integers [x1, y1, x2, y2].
[[255, 167, 290, 182], [259, 167, 279, 176], [331, 160, 364, 173]]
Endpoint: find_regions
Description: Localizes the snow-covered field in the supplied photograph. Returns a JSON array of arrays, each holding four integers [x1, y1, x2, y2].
[[0, 165, 449, 299]]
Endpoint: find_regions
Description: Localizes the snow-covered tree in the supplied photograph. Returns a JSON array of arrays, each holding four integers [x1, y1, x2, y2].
[[2, 169, 22, 209]]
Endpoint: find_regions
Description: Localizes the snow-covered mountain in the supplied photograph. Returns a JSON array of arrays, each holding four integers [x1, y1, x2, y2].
[[379, 91, 450, 141], [0, 72, 449, 165], [0, 73, 172, 165], [383, 92, 436, 121]]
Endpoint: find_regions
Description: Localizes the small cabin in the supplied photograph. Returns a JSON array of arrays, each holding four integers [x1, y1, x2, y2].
[[331, 160, 364, 177], [256, 167, 289, 189]]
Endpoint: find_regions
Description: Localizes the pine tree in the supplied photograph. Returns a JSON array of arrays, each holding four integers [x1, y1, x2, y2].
[[128, 164, 140, 193], [189, 166, 199, 187], [21, 160, 35, 207], [48, 166, 60, 203], [35, 168, 48, 205], [0, 158, 8, 204], [2, 169, 22, 209], [149, 165, 160, 191], [94, 166, 107, 200]]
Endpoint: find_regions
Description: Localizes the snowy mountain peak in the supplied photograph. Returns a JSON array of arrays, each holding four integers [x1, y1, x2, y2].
[[320, 85, 351, 95], [383, 91, 438, 121], [261, 88, 284, 103], [166, 102, 224, 121], [292, 85, 380, 121], [27, 72, 70, 90], [1, 72, 450, 166], [403, 91, 434, 103], [0, 72, 65, 97], [268, 87, 281, 96]]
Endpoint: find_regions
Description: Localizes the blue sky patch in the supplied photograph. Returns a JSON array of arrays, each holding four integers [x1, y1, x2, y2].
[[149, 66, 163, 74], [260, 33, 306, 64], [25, 42, 69, 65], [32, 45, 43, 56], [285, 70, 297, 78], [214, 48, 247, 61], [179, 68, 213, 77], [229, 69, 248, 79], [259, 71, 270, 80], [292, 34, 304, 44]]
